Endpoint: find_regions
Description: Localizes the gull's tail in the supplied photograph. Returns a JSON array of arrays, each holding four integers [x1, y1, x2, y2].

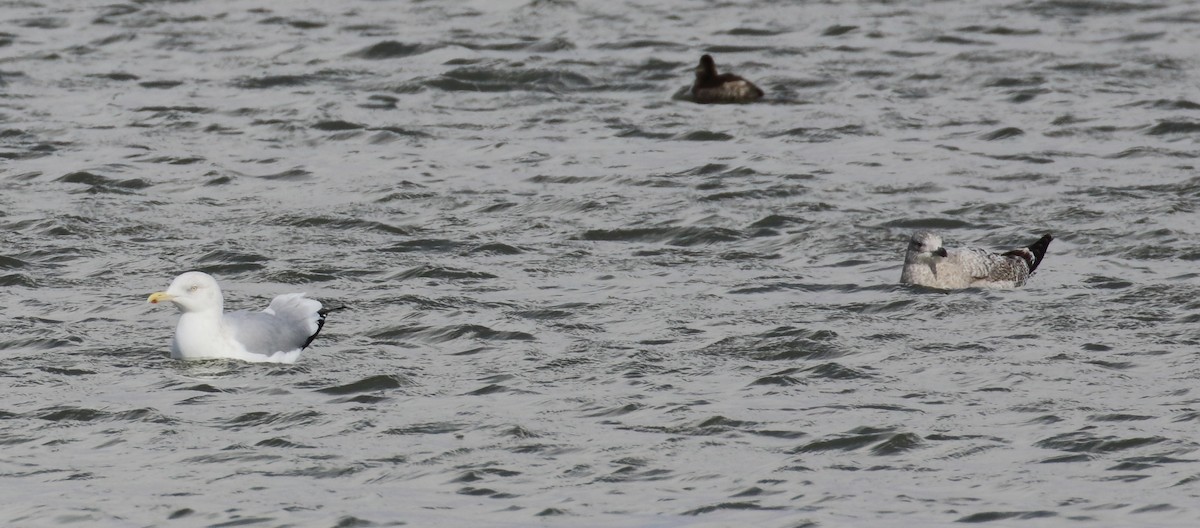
[[1025, 234, 1053, 272], [303, 304, 347, 350], [1003, 234, 1054, 273]]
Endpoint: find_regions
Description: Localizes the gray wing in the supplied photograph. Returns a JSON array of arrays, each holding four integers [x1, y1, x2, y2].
[[223, 293, 323, 355], [223, 311, 313, 355]]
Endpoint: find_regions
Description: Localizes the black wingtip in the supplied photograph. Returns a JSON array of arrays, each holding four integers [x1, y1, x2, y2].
[[1025, 233, 1053, 273], [303, 304, 347, 350]]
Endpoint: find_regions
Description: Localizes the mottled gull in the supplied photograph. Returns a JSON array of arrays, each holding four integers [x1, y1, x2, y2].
[[148, 271, 334, 363], [900, 232, 1053, 289]]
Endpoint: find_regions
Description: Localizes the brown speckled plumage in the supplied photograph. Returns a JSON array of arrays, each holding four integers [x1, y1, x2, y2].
[[900, 232, 1053, 289]]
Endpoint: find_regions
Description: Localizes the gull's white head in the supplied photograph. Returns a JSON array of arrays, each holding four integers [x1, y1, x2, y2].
[[148, 271, 224, 313], [906, 231, 948, 263]]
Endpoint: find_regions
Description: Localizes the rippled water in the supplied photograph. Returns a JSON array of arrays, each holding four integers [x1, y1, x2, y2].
[[4, 0, 1200, 525]]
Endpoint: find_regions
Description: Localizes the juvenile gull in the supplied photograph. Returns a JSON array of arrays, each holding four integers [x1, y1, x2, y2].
[[148, 271, 333, 363], [900, 232, 1054, 290], [691, 54, 764, 104]]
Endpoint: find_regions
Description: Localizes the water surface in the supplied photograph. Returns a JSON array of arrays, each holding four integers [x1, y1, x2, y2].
[[3, 0, 1200, 526]]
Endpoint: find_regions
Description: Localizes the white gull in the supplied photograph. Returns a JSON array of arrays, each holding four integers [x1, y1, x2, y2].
[[148, 271, 334, 363]]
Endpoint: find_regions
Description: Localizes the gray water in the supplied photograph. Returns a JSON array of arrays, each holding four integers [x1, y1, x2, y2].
[[4, 0, 1200, 526]]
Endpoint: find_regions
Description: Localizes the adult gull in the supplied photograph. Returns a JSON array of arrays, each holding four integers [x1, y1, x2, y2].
[[900, 232, 1053, 290], [148, 271, 334, 363]]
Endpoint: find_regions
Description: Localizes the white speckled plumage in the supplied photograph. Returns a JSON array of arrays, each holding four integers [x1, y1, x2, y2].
[[900, 232, 1053, 290]]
